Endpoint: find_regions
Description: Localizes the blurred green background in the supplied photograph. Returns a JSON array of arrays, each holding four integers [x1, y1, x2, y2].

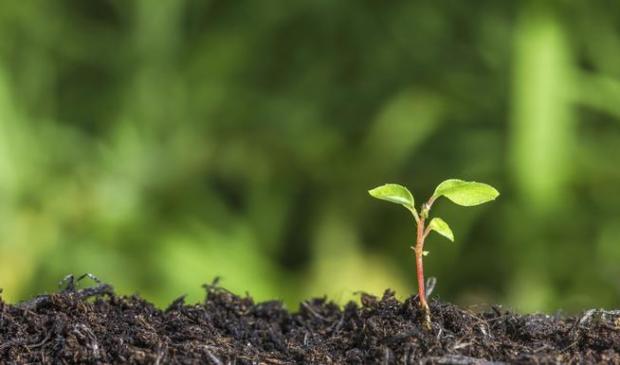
[[1, 1, 619, 313]]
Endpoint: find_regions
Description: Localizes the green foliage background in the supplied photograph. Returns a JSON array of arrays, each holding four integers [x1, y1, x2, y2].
[[1, 1, 619, 312]]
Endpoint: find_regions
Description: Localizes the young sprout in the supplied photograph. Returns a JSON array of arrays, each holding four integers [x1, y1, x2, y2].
[[369, 179, 499, 329]]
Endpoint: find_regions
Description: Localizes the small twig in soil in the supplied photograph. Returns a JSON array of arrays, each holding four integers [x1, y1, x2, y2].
[[18, 274, 113, 311], [451, 341, 472, 350], [533, 344, 552, 353], [25, 331, 52, 350], [203, 345, 223, 365], [263, 357, 293, 364], [424, 355, 509, 365], [576, 309, 596, 328], [560, 340, 578, 353], [60, 273, 102, 292], [165, 295, 187, 312], [326, 313, 345, 335], [300, 301, 327, 321], [386, 328, 426, 346], [203, 277, 226, 294]]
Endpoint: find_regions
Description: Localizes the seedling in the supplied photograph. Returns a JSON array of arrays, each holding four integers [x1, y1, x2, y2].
[[369, 179, 499, 329]]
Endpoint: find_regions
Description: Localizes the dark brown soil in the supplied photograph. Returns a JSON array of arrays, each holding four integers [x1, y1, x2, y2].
[[1, 280, 619, 364]]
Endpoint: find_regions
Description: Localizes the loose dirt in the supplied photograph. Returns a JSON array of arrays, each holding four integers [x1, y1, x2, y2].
[[1, 280, 619, 364]]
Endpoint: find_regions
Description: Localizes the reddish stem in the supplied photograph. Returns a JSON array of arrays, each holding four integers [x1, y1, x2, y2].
[[415, 206, 432, 329], [415, 216, 426, 305]]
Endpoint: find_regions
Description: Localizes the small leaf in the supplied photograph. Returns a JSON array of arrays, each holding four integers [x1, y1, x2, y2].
[[422, 250, 430, 256], [428, 217, 454, 242], [368, 184, 415, 211], [432, 179, 499, 206]]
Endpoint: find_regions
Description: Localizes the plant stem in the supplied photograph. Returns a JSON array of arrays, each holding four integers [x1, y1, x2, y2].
[[415, 214, 432, 330]]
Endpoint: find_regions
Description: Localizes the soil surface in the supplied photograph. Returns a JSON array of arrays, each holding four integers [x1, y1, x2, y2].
[[1, 279, 619, 364]]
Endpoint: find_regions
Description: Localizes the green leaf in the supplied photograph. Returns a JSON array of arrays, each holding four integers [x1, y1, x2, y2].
[[368, 184, 415, 211], [428, 217, 454, 242], [432, 179, 499, 206]]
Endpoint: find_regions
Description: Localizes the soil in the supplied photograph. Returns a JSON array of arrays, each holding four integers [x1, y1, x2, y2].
[[1, 279, 619, 364]]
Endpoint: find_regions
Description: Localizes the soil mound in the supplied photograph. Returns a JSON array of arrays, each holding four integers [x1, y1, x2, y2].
[[1, 282, 619, 364]]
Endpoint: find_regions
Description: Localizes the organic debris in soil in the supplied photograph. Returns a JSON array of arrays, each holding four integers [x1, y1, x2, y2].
[[1, 281, 619, 364]]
